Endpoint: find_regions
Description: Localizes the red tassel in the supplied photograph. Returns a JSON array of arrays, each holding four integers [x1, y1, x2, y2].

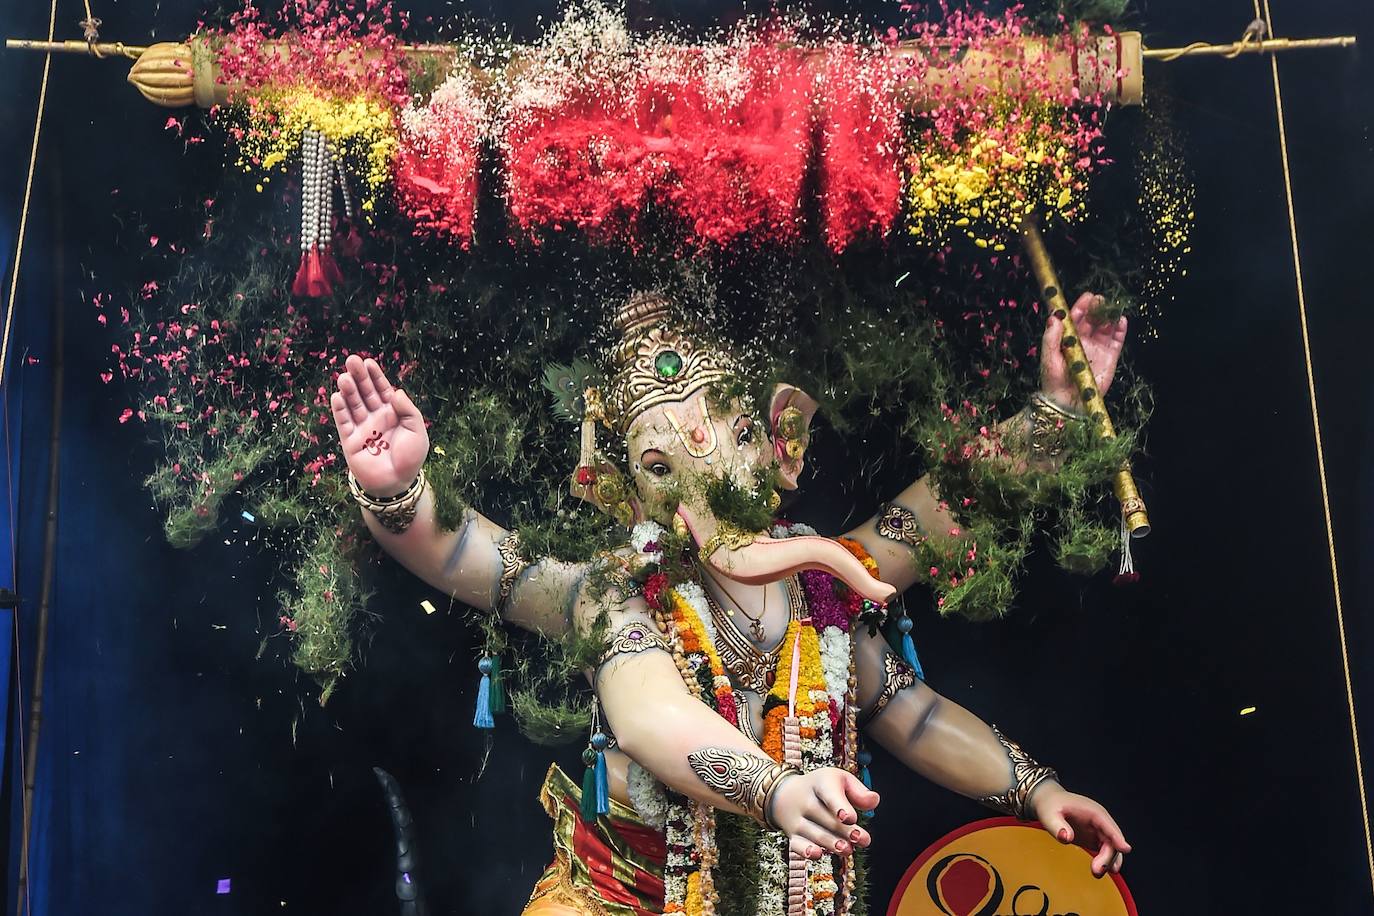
[[291, 250, 312, 298], [321, 250, 343, 286], [339, 224, 363, 259], [305, 248, 330, 298]]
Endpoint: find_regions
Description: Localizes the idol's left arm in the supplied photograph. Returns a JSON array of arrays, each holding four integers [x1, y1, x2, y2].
[[842, 291, 1126, 595], [853, 630, 1131, 877]]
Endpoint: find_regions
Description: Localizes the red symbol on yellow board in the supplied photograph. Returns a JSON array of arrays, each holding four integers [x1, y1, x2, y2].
[[887, 818, 1136, 916]]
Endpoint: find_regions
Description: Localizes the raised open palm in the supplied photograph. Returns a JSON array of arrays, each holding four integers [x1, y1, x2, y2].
[[1040, 291, 1128, 411], [330, 354, 430, 497]]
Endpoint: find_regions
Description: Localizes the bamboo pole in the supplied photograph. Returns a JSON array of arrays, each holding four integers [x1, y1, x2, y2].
[[15, 159, 66, 916], [1143, 36, 1356, 60], [1020, 217, 1150, 538], [4, 30, 1358, 111], [6, 38, 145, 58]]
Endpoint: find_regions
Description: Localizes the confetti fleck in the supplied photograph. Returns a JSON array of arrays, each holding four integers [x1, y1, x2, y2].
[[421, 599, 436, 615], [216, 879, 231, 895], [1240, 706, 1257, 716]]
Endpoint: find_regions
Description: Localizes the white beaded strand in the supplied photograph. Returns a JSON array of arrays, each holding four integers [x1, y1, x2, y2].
[[318, 134, 333, 245], [299, 129, 321, 254], [331, 141, 355, 222]]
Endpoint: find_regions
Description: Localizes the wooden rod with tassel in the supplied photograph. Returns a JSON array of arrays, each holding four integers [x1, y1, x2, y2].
[[1019, 216, 1150, 539], [5, 30, 1358, 111]]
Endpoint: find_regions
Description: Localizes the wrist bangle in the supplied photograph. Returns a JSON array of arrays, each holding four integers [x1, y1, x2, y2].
[[763, 768, 801, 830], [348, 468, 426, 534], [1032, 390, 1089, 420]]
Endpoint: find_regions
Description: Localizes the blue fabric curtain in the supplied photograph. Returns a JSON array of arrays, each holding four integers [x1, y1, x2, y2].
[[0, 215, 17, 915], [2, 193, 59, 916]]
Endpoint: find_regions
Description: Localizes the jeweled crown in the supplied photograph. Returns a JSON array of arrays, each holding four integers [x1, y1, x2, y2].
[[601, 292, 740, 435]]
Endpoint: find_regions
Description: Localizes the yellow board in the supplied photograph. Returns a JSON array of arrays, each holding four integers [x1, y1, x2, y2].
[[887, 818, 1136, 916]]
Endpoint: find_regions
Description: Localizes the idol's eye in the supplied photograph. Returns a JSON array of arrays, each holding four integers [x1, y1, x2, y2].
[[736, 425, 753, 446], [649, 462, 671, 478]]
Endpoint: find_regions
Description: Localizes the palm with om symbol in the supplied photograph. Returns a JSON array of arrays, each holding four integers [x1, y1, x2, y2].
[[329, 354, 430, 497]]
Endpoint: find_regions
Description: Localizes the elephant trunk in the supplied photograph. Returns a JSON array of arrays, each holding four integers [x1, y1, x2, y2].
[[675, 504, 896, 605]]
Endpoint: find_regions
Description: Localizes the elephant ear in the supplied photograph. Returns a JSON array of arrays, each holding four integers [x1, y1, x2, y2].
[[768, 384, 819, 490]]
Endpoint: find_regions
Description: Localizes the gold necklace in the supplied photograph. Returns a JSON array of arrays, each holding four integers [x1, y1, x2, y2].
[[700, 573, 805, 693], [710, 574, 768, 641]]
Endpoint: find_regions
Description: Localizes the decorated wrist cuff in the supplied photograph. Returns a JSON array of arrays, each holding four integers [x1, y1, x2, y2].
[[687, 748, 801, 826], [978, 725, 1059, 820], [348, 469, 426, 534], [1027, 392, 1088, 461]]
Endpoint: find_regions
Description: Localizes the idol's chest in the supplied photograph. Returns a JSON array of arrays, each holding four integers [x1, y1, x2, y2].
[[700, 575, 806, 694]]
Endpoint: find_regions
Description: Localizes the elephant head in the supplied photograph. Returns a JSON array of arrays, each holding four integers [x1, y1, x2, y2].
[[572, 293, 895, 605]]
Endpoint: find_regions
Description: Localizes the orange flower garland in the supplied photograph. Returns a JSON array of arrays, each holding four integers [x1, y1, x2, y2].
[[667, 587, 739, 727]]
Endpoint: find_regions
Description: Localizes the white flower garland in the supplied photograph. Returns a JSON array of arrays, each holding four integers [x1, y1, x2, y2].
[[771, 521, 818, 539], [755, 832, 788, 916], [627, 760, 669, 830], [646, 519, 864, 916], [674, 579, 716, 646], [818, 626, 851, 705], [630, 520, 665, 556]]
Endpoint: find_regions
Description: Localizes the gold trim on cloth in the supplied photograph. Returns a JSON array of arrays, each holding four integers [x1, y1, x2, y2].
[[526, 764, 666, 916]]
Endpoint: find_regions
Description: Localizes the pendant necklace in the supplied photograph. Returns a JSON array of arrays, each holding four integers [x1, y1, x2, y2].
[[711, 575, 768, 641], [699, 573, 805, 694]]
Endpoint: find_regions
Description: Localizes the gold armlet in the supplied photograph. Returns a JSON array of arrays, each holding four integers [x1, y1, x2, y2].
[[348, 469, 426, 534], [859, 652, 918, 728], [496, 530, 529, 610], [599, 622, 672, 667], [687, 748, 801, 826], [979, 725, 1060, 820], [876, 502, 924, 548]]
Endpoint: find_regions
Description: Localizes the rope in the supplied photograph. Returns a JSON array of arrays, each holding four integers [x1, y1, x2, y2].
[[78, 0, 102, 53], [1254, 0, 1374, 895], [1155, 41, 1209, 62], [1223, 18, 1268, 59], [6, 0, 57, 893], [0, 0, 59, 392]]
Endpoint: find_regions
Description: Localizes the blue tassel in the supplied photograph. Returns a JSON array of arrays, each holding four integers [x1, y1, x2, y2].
[[901, 633, 925, 680], [897, 616, 925, 680], [857, 749, 875, 818], [488, 655, 506, 715], [594, 750, 610, 816], [579, 736, 611, 822], [580, 755, 600, 822], [473, 658, 495, 729]]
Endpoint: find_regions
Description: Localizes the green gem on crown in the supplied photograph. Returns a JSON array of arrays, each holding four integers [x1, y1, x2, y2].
[[654, 350, 684, 379]]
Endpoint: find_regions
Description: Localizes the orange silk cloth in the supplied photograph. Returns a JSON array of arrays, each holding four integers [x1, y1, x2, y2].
[[526, 764, 668, 916]]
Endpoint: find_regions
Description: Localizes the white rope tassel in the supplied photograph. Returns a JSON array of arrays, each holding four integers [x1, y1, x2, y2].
[[1118, 515, 1135, 578]]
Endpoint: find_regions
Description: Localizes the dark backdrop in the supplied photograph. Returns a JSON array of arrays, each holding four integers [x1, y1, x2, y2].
[[2, 0, 1373, 913]]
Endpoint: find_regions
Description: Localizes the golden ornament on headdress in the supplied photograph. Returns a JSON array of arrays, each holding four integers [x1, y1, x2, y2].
[[601, 292, 740, 435]]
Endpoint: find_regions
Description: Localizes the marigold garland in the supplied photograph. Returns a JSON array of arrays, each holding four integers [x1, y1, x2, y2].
[[667, 588, 739, 727], [206, 0, 411, 216]]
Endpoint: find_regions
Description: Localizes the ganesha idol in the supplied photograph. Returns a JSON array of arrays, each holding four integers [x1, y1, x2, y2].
[[328, 290, 1132, 916]]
